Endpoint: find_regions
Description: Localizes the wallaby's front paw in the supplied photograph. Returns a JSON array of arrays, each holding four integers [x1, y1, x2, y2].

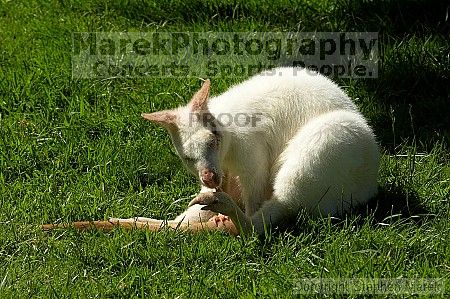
[[188, 192, 219, 207], [189, 192, 236, 216]]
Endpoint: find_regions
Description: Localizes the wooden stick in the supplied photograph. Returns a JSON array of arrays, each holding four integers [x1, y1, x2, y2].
[[41, 218, 239, 236]]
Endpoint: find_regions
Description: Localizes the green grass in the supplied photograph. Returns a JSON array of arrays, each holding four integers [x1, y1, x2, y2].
[[0, 0, 449, 297]]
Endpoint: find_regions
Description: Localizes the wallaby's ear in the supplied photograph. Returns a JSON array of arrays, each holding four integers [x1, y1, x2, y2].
[[189, 79, 210, 112], [141, 110, 178, 129]]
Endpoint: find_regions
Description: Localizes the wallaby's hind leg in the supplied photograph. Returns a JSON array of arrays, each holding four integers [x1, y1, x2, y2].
[[251, 111, 379, 234]]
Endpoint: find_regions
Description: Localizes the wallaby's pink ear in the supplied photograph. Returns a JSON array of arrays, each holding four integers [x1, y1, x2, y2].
[[141, 110, 178, 129], [189, 79, 210, 112]]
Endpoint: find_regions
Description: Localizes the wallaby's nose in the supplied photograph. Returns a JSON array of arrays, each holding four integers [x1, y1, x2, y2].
[[200, 168, 220, 188]]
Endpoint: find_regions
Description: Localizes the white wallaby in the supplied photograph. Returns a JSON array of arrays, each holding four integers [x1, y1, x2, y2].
[[114, 67, 380, 236]]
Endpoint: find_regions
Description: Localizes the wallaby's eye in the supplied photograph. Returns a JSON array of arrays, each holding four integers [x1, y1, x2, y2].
[[209, 127, 221, 147], [211, 126, 219, 136], [207, 136, 219, 149], [209, 121, 221, 137]]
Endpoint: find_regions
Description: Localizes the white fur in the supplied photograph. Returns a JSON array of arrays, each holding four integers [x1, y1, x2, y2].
[[154, 67, 380, 235]]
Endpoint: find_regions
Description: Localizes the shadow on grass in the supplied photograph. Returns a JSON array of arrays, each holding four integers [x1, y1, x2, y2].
[[277, 185, 432, 240], [358, 185, 430, 225], [333, 0, 449, 36]]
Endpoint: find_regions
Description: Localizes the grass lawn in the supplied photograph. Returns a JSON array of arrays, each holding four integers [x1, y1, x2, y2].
[[0, 0, 449, 297]]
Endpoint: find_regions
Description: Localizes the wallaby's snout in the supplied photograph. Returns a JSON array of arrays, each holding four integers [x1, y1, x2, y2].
[[200, 168, 221, 188]]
